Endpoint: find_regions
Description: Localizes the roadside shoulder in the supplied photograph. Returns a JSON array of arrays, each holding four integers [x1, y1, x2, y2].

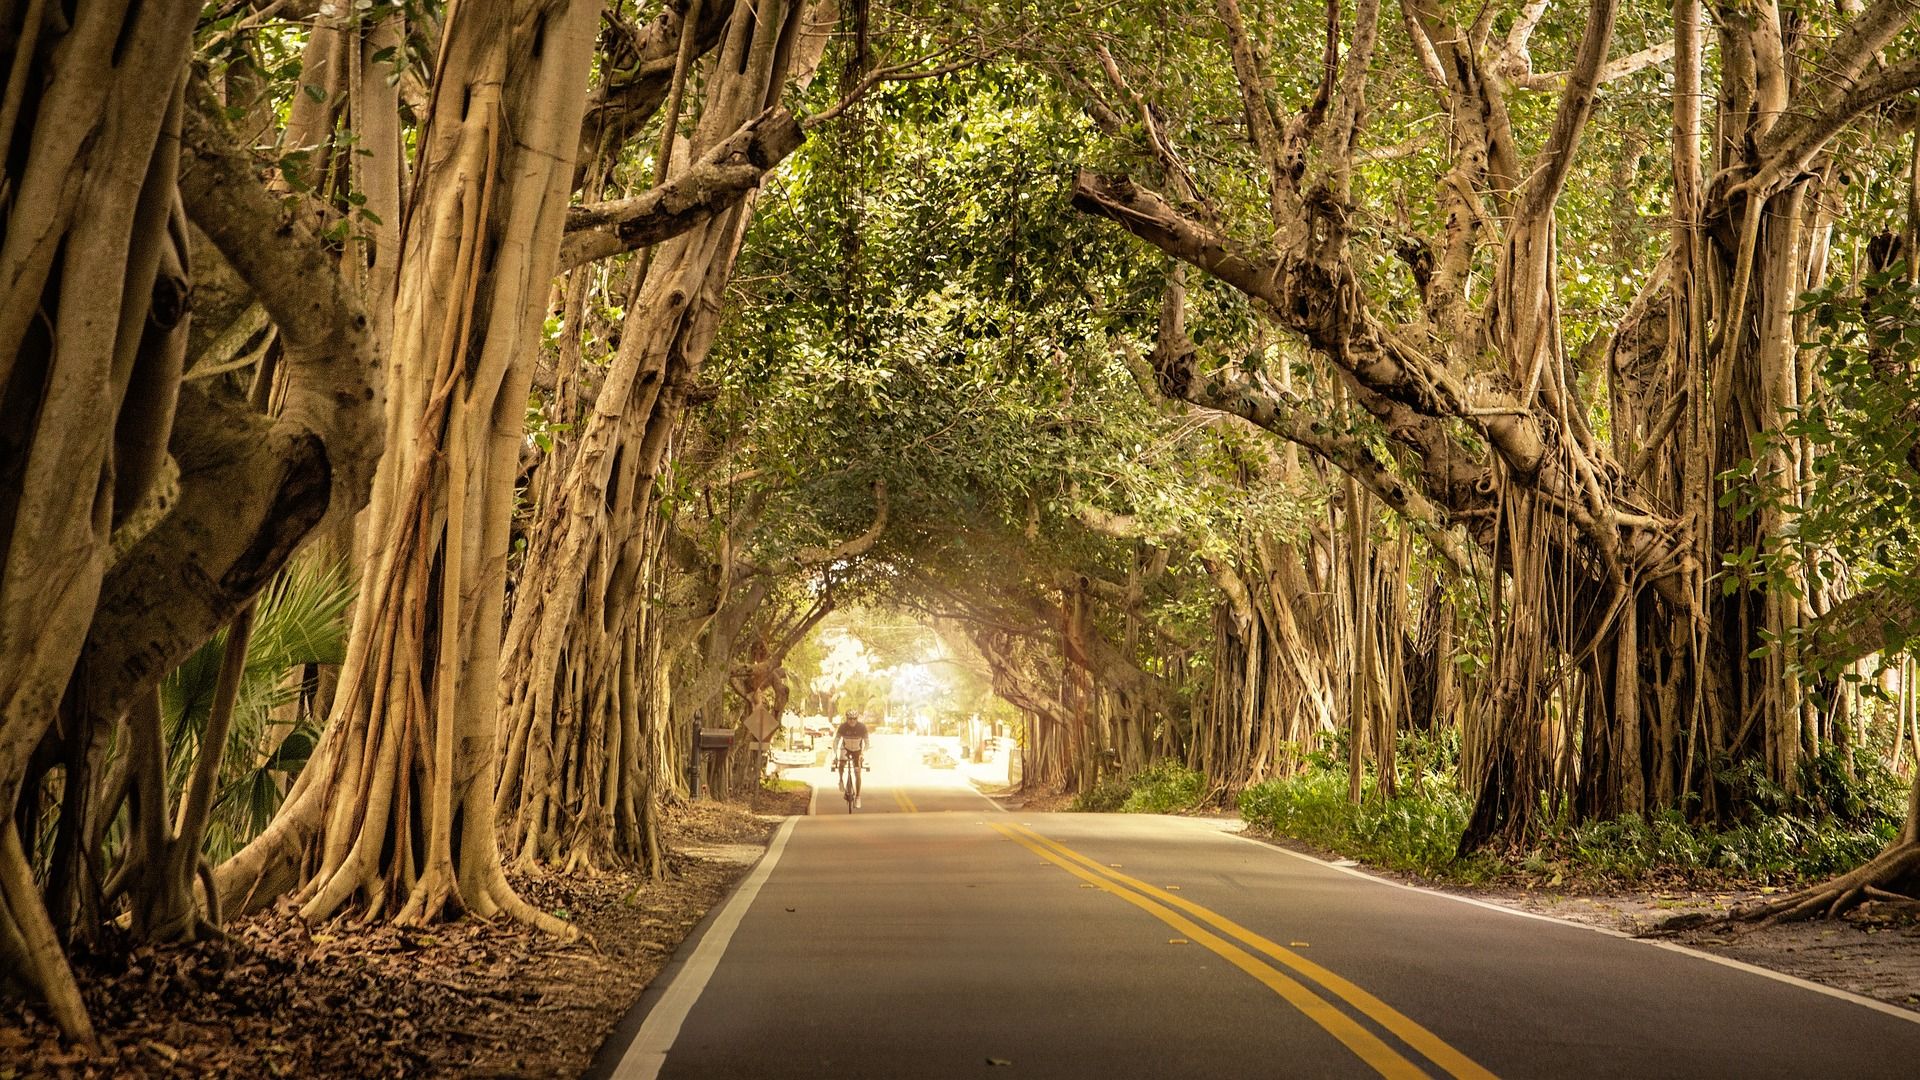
[[1211, 819, 1920, 1017]]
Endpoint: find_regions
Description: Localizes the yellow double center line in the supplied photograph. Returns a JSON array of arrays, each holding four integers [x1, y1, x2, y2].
[[991, 822, 1496, 1080], [893, 787, 919, 813]]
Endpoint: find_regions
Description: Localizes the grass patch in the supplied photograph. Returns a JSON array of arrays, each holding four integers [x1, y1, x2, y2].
[[760, 777, 810, 793]]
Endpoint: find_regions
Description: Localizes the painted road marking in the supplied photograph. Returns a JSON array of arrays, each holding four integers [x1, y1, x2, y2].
[[1003, 822, 1498, 1080], [610, 818, 799, 1080], [893, 787, 919, 813], [990, 823, 1432, 1079]]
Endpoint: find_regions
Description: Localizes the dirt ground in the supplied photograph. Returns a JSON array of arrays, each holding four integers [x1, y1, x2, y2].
[[2, 792, 804, 1079], [1485, 884, 1920, 1012], [1005, 790, 1075, 812]]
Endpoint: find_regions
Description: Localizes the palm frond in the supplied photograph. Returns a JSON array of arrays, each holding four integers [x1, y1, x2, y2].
[[157, 557, 355, 861]]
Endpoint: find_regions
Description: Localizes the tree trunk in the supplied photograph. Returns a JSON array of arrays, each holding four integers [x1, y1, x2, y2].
[[496, 0, 833, 865], [215, 0, 603, 932]]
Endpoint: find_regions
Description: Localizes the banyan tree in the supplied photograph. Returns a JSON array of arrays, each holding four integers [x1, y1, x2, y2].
[[1067, 0, 1920, 860], [15, 0, 1920, 1049]]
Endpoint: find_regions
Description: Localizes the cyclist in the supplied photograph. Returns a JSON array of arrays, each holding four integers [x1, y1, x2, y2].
[[832, 711, 870, 808]]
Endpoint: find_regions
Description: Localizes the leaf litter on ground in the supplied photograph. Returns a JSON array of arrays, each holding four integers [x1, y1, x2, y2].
[[4, 794, 804, 1077]]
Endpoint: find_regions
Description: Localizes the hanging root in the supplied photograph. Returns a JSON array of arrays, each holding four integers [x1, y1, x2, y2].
[[191, 856, 230, 942], [0, 823, 96, 1046]]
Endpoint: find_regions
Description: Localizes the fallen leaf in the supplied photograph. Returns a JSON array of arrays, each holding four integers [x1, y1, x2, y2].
[[987, 1057, 1014, 1067], [1289, 941, 1309, 947], [1168, 938, 1189, 945]]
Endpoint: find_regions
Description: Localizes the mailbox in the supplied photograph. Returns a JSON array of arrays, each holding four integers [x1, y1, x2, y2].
[[697, 727, 736, 751]]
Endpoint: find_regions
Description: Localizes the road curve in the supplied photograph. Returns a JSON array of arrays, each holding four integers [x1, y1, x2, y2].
[[589, 768, 1920, 1080]]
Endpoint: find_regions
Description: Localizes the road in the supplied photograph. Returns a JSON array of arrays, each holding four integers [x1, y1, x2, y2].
[[591, 749, 1920, 1079]]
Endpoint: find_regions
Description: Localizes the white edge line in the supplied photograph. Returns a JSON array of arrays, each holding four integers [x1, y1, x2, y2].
[[610, 816, 802, 1080], [1207, 821, 1920, 1027], [968, 775, 1011, 812]]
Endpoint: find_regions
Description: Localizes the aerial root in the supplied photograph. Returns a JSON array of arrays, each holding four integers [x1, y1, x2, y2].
[[0, 823, 96, 1046], [196, 856, 224, 929]]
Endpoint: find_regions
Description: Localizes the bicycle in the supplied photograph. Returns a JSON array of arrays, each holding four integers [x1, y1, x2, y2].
[[837, 750, 866, 812]]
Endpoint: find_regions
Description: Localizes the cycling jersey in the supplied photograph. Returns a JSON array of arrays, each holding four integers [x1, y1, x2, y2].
[[834, 719, 869, 754]]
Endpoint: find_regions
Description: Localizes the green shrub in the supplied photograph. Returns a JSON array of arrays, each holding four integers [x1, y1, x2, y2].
[[1228, 734, 1903, 888], [1544, 808, 1895, 884], [1521, 749, 1904, 885], [1071, 775, 1133, 812], [1120, 761, 1205, 813], [1238, 770, 1490, 880], [1070, 761, 1206, 813]]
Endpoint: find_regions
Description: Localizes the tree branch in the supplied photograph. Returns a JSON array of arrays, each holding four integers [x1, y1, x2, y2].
[[1752, 55, 1920, 195], [793, 479, 888, 565], [177, 91, 381, 508], [559, 108, 804, 269], [1164, 358, 1479, 577], [1070, 171, 1546, 483], [802, 55, 981, 130], [1510, 41, 1676, 90], [1518, 0, 1619, 221], [1805, 576, 1920, 671]]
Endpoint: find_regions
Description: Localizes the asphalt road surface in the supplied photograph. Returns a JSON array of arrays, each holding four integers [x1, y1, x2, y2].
[[591, 751, 1920, 1079]]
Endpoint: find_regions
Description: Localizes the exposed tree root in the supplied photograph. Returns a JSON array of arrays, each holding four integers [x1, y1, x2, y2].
[[1647, 833, 1920, 939], [1731, 842, 1920, 926], [1709, 778, 1920, 929]]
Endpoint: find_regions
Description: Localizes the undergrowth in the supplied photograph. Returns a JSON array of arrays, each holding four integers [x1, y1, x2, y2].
[[1237, 768, 1496, 881], [1070, 761, 1206, 814], [1519, 810, 1894, 885], [1233, 738, 1905, 889]]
